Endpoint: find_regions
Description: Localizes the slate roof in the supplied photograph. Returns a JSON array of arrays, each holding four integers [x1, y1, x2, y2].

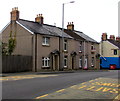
[[17, 19, 98, 43], [108, 39, 120, 49], [18, 19, 72, 38], [74, 31, 98, 43], [64, 30, 85, 41]]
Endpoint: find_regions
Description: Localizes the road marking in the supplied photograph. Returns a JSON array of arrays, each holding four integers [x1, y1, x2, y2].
[[89, 80, 94, 82], [34, 77, 119, 99], [86, 86, 95, 90], [35, 94, 49, 99], [113, 94, 120, 101], [70, 85, 77, 88], [81, 82, 86, 85], [56, 89, 65, 93], [1, 75, 58, 81], [78, 85, 86, 89]]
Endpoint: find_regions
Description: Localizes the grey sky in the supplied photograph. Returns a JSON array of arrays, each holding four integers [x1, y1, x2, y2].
[[0, 0, 119, 42]]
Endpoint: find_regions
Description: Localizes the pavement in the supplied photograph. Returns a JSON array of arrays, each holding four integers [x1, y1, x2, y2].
[[0, 69, 110, 77]]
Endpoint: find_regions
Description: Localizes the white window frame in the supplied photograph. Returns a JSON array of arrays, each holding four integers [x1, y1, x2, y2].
[[64, 39, 67, 51], [42, 37, 50, 46], [42, 57, 50, 67], [79, 57, 82, 68], [79, 44, 82, 53], [91, 45, 94, 50], [64, 56, 67, 68], [91, 57, 94, 67]]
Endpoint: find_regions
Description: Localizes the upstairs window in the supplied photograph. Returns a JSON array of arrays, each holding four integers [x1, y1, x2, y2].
[[91, 45, 94, 50], [42, 37, 50, 46], [114, 50, 117, 55], [79, 42, 82, 52]]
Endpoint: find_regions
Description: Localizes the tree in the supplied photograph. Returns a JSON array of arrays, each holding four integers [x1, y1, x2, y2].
[[2, 31, 16, 55]]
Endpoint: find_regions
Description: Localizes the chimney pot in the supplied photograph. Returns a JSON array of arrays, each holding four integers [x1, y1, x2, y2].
[[102, 33, 107, 41], [67, 21, 74, 31], [110, 35, 115, 40], [11, 7, 19, 21], [116, 37, 120, 42], [35, 14, 44, 24]]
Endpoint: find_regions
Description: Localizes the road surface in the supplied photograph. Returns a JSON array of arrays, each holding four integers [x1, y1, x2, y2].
[[2, 70, 120, 100]]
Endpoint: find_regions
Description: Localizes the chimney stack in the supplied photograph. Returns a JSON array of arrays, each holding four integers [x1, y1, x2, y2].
[[11, 7, 19, 21], [116, 37, 120, 42], [67, 22, 74, 31], [35, 14, 44, 24], [110, 35, 115, 40], [102, 33, 107, 41]]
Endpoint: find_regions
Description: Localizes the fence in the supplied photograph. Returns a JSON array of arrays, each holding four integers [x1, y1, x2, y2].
[[2, 55, 33, 73]]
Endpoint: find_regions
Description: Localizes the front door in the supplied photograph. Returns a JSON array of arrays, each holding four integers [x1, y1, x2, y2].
[[55, 55, 59, 70], [72, 57, 74, 69], [52, 55, 59, 71]]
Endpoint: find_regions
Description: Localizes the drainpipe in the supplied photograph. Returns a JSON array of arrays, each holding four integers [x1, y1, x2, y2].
[[84, 41, 85, 69], [35, 33, 37, 72], [59, 37, 60, 71]]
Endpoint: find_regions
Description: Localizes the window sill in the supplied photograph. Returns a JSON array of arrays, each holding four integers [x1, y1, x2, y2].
[[79, 51, 82, 53], [42, 44, 50, 47], [42, 66, 50, 68], [42, 66, 50, 69], [64, 66, 67, 68], [63, 50, 68, 53]]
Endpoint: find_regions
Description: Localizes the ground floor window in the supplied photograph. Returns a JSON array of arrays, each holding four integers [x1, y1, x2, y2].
[[91, 57, 94, 67], [64, 56, 67, 68], [79, 57, 82, 68], [42, 57, 50, 67]]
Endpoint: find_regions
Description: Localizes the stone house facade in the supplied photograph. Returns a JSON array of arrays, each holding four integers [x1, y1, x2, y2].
[[1, 7, 100, 72]]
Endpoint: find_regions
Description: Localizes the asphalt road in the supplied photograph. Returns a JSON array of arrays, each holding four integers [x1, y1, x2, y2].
[[2, 70, 120, 100]]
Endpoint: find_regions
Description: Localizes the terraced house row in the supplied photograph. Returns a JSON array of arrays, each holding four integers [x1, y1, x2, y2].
[[1, 7, 100, 72]]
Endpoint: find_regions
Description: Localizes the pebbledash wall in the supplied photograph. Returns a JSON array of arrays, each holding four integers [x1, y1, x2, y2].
[[1, 7, 100, 72], [100, 33, 120, 69]]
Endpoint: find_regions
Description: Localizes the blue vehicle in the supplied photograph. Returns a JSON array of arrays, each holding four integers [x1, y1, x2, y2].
[[100, 57, 120, 69], [100, 33, 120, 69]]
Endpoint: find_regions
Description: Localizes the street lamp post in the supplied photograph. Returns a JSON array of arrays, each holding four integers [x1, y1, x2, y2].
[[62, 1, 75, 31], [61, 1, 75, 70]]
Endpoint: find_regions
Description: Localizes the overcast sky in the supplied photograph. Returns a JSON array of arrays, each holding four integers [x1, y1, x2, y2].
[[0, 0, 119, 42]]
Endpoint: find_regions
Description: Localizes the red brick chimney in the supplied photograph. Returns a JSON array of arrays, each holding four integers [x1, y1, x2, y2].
[[10, 7, 19, 21], [67, 22, 74, 30], [35, 14, 44, 24], [116, 37, 120, 42], [110, 35, 115, 40], [102, 33, 107, 41]]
